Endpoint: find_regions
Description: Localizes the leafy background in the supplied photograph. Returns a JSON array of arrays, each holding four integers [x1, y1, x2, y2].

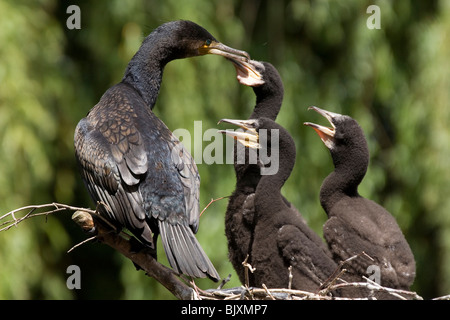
[[0, 0, 448, 299]]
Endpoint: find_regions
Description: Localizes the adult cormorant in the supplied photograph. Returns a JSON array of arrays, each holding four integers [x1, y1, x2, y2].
[[74, 20, 251, 281], [220, 118, 338, 291], [304, 106, 416, 290]]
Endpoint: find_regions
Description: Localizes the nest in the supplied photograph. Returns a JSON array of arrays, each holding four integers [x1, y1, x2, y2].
[[2, 202, 449, 300]]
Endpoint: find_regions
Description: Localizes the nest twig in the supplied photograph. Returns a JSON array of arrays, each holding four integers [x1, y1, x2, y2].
[[0, 202, 445, 300]]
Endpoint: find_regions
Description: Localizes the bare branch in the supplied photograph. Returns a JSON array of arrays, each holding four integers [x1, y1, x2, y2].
[[1, 202, 196, 300], [327, 280, 422, 300], [201, 254, 424, 300], [242, 254, 256, 288], [433, 294, 450, 300], [200, 196, 228, 217], [201, 281, 423, 300], [66, 235, 97, 253], [0, 203, 92, 232], [71, 210, 196, 300], [0, 202, 434, 300], [218, 273, 232, 290], [288, 265, 293, 290], [262, 284, 276, 300]]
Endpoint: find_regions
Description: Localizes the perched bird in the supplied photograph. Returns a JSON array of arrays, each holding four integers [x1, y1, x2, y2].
[[304, 106, 416, 290], [74, 20, 251, 281], [223, 59, 315, 285], [220, 118, 338, 291], [221, 59, 280, 284]]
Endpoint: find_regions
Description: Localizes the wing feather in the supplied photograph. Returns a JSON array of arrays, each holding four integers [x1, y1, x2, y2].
[[74, 110, 153, 246], [168, 135, 200, 232], [75, 83, 217, 279]]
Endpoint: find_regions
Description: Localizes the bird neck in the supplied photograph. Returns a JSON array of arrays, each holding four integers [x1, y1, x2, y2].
[[239, 88, 283, 184], [319, 150, 368, 213], [233, 142, 261, 189], [254, 131, 295, 217], [249, 87, 283, 121], [122, 35, 174, 109]]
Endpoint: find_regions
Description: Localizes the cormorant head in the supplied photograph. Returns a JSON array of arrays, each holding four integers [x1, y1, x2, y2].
[[304, 106, 369, 168], [218, 118, 295, 177], [217, 118, 261, 149], [226, 59, 265, 87], [152, 20, 252, 63], [226, 59, 283, 121], [217, 118, 290, 156]]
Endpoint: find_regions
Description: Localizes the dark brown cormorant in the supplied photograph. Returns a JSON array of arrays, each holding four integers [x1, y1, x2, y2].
[[304, 106, 416, 290], [220, 118, 338, 291], [74, 20, 251, 281], [220, 59, 280, 284]]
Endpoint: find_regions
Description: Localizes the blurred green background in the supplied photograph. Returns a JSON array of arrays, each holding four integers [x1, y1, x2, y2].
[[0, 0, 449, 299]]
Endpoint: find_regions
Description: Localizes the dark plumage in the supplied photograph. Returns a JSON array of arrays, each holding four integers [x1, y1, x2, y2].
[[74, 20, 251, 281], [221, 60, 282, 284], [220, 118, 338, 291], [304, 106, 416, 290]]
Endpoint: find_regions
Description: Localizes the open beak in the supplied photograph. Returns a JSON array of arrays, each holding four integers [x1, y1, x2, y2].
[[199, 41, 250, 62], [227, 58, 264, 87], [303, 106, 338, 149], [218, 118, 260, 149]]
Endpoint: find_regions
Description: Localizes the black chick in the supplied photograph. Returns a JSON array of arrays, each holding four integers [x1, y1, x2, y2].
[[304, 106, 416, 290], [221, 59, 282, 284], [220, 118, 338, 292]]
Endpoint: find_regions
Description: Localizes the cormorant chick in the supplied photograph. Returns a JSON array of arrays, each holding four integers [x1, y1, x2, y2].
[[220, 118, 338, 291], [221, 59, 281, 284], [304, 106, 416, 290]]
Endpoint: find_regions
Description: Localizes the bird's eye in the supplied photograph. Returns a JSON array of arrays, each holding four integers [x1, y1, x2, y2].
[[205, 39, 212, 46]]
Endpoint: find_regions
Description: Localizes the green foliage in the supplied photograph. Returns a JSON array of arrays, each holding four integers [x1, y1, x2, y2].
[[0, 0, 448, 299]]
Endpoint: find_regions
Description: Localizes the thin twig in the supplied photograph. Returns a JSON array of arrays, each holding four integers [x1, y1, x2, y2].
[[218, 274, 232, 290], [202, 282, 423, 300], [262, 284, 276, 300], [242, 254, 256, 288], [0, 203, 90, 232], [319, 268, 348, 296], [0, 202, 118, 233], [327, 280, 422, 300], [288, 266, 293, 290], [432, 294, 450, 300], [67, 236, 97, 253], [320, 251, 373, 290], [200, 196, 228, 217]]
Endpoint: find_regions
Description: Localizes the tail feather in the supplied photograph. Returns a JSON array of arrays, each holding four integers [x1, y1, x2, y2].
[[159, 221, 220, 282]]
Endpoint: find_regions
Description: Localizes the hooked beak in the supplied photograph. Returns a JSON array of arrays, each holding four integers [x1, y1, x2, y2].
[[303, 106, 339, 149], [218, 118, 260, 149], [227, 58, 264, 87], [199, 41, 250, 62]]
